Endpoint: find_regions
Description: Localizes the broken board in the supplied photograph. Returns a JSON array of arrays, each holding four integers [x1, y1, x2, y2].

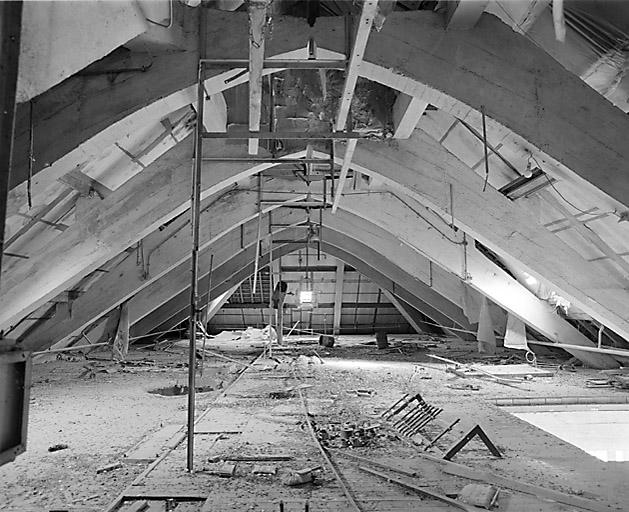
[[469, 364, 555, 378], [124, 424, 182, 463]]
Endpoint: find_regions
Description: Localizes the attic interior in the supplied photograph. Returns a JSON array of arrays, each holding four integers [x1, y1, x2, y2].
[[2, 0, 629, 510]]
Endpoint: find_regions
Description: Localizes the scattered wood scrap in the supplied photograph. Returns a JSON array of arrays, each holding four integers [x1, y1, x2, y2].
[[411, 451, 618, 512], [96, 462, 123, 474], [359, 466, 486, 512]]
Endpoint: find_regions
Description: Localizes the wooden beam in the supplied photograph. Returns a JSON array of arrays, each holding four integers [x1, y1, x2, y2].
[[247, 0, 269, 155], [331, 0, 379, 213], [445, 0, 489, 30], [332, 259, 344, 335], [382, 289, 423, 334], [331, 139, 356, 213], [335, 1, 378, 131], [392, 93, 427, 139]]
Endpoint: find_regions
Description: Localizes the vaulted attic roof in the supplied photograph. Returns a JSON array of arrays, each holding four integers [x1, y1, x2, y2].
[[2, 0, 629, 370]]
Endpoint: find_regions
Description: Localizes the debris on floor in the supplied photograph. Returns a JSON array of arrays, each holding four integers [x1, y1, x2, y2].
[[252, 464, 277, 475], [313, 420, 385, 448], [458, 483, 499, 509], [7, 335, 628, 512], [202, 463, 237, 477], [381, 393, 443, 437], [47, 443, 69, 452], [281, 465, 322, 486], [96, 462, 123, 474]]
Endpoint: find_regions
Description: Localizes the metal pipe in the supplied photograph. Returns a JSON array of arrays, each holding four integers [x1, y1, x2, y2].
[[424, 418, 461, 450], [252, 212, 262, 295], [187, 10, 206, 472]]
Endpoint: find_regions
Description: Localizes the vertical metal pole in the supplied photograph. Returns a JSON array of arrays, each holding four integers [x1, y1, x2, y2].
[[0, 1, 23, 281], [481, 106, 490, 192], [187, 8, 206, 472]]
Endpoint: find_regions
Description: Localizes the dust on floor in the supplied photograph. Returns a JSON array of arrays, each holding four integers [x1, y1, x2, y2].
[[1, 335, 628, 511]]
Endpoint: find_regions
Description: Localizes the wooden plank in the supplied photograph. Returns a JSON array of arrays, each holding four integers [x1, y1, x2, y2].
[[332, 139, 357, 213], [201, 498, 444, 512], [124, 424, 182, 463], [470, 364, 555, 378], [247, 0, 269, 155], [331, 0, 379, 213], [359, 466, 486, 512], [4, 189, 74, 249], [382, 289, 423, 335], [335, 1, 379, 131], [438, 460, 617, 512], [392, 93, 427, 139]]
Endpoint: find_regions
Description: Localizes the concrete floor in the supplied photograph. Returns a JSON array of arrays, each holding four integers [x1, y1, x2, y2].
[[2, 334, 629, 511]]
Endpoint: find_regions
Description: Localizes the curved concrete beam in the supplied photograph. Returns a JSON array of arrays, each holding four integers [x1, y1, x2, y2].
[[346, 133, 629, 342], [19, 205, 473, 350], [11, 9, 629, 213], [136, 234, 474, 341]]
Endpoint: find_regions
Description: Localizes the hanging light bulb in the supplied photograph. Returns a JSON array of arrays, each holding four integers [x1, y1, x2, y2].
[[523, 159, 534, 179]]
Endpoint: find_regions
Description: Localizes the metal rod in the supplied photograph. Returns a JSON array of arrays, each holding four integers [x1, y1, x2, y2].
[[253, 212, 262, 295], [200, 253, 213, 376], [202, 130, 367, 139], [424, 418, 461, 451], [187, 9, 206, 472], [33, 342, 108, 356], [200, 58, 346, 69], [481, 106, 490, 192]]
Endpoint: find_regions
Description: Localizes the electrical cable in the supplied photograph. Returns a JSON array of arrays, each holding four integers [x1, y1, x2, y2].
[[528, 153, 616, 218], [393, 194, 465, 245]]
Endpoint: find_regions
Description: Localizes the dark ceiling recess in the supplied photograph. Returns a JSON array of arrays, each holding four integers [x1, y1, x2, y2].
[[229, 0, 439, 22]]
